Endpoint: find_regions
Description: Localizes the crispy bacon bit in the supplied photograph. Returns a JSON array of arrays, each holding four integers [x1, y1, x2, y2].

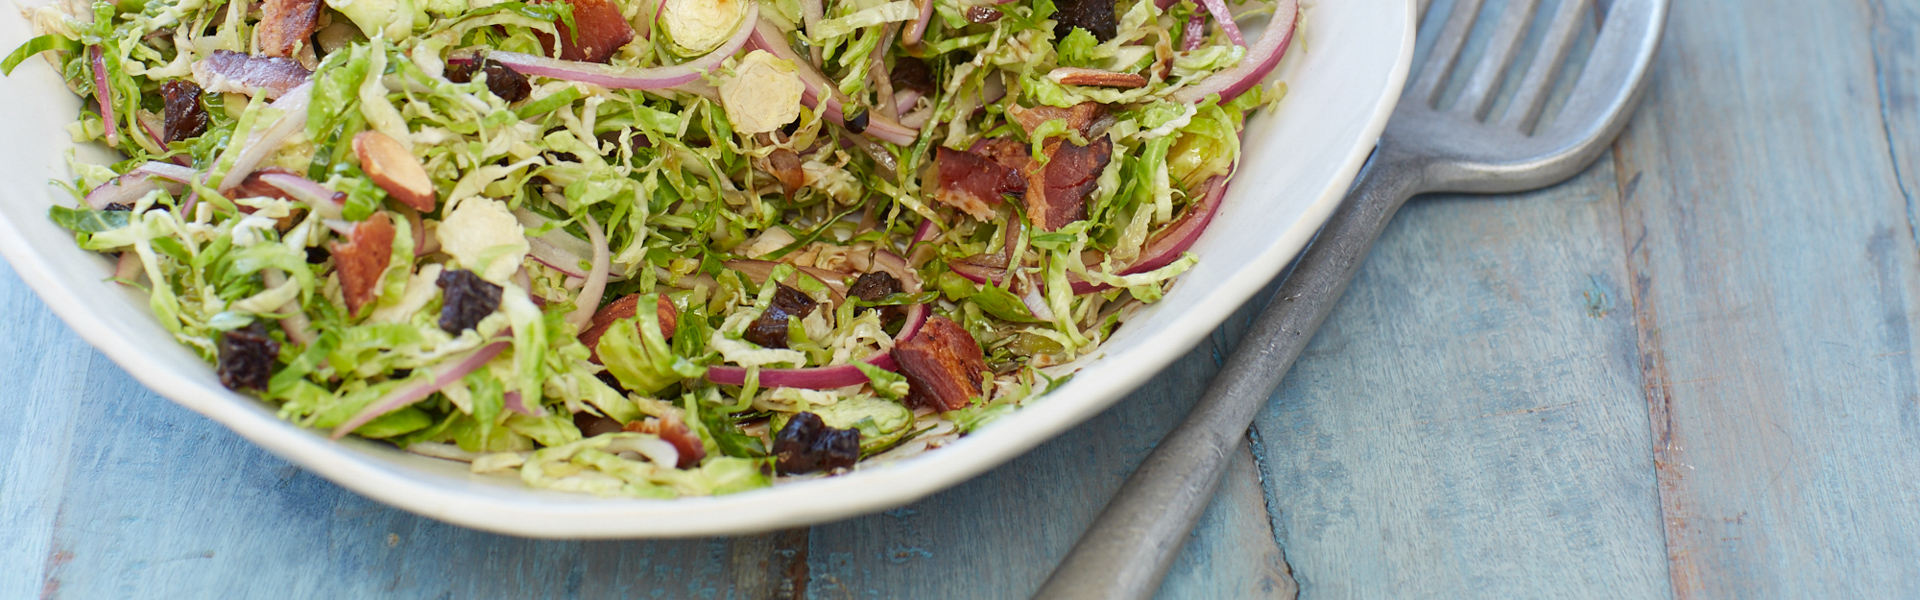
[[623, 413, 707, 468], [256, 0, 324, 58], [436, 268, 503, 333], [848, 271, 905, 323], [217, 322, 280, 391], [574, 411, 624, 437], [971, 138, 1030, 172], [329, 212, 396, 316], [1008, 101, 1106, 137], [774, 412, 860, 474], [1024, 136, 1113, 231], [579, 294, 679, 363], [191, 50, 312, 99], [446, 57, 531, 103], [756, 149, 807, 198], [930, 147, 1026, 221], [892, 316, 988, 411], [1054, 0, 1117, 41], [1049, 67, 1148, 88], [531, 0, 636, 63], [965, 5, 1004, 23], [890, 57, 936, 95], [744, 284, 817, 348], [160, 80, 209, 145]]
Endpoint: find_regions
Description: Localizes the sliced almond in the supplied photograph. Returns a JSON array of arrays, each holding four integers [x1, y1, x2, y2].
[[1048, 67, 1149, 89], [352, 131, 436, 212], [329, 212, 396, 317]]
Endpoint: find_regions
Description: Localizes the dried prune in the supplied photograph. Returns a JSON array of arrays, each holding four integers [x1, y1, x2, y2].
[[1053, 0, 1117, 42], [437, 268, 503, 333], [161, 80, 209, 145], [446, 58, 531, 103], [573, 411, 624, 437], [773, 412, 860, 474], [890, 57, 936, 95], [217, 322, 280, 391], [103, 202, 134, 212], [844, 109, 871, 134], [743, 284, 818, 348], [847, 271, 905, 323]]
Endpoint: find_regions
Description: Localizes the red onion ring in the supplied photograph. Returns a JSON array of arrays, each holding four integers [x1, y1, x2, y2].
[[515, 208, 627, 281], [488, 1, 757, 90], [747, 21, 919, 145], [113, 251, 141, 282], [84, 162, 195, 209], [90, 45, 119, 148], [946, 176, 1229, 294], [704, 303, 929, 388], [217, 82, 314, 191], [902, 0, 935, 46], [564, 214, 610, 332], [725, 259, 850, 300], [256, 172, 346, 219], [1182, 12, 1208, 51], [331, 341, 510, 438], [1171, 0, 1297, 104], [893, 89, 923, 115], [1197, 0, 1245, 46], [504, 391, 549, 417]]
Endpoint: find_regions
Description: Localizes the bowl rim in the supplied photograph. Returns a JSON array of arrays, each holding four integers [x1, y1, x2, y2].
[[0, 0, 1417, 538]]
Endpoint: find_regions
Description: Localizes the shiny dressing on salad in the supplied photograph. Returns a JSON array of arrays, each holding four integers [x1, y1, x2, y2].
[[5, 0, 1296, 496]]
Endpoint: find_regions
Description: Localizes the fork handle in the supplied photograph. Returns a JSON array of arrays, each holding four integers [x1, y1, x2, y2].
[[1032, 149, 1426, 600]]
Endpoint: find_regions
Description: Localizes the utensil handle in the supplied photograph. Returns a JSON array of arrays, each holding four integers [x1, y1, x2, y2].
[[1032, 151, 1424, 600]]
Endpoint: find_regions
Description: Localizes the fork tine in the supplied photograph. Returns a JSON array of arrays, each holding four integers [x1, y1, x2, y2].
[[1498, 0, 1591, 132], [1542, 0, 1664, 138], [1406, 0, 1487, 106], [1453, 0, 1541, 119]]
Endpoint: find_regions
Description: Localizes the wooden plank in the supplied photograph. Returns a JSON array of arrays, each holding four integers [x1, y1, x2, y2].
[[1613, 0, 1920, 596], [806, 296, 1296, 600], [0, 264, 808, 599], [1248, 153, 1674, 597]]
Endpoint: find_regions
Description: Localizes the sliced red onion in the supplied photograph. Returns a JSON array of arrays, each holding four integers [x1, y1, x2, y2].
[[192, 50, 313, 100], [331, 341, 510, 439], [947, 258, 1008, 288], [725, 259, 850, 300], [90, 45, 119, 148], [514, 208, 625, 280], [256, 172, 345, 220], [113, 251, 141, 282], [136, 162, 197, 183], [488, 1, 757, 90], [1182, 11, 1208, 51], [263, 269, 315, 347], [747, 22, 919, 145], [947, 176, 1229, 294], [217, 82, 313, 191], [911, 216, 940, 244], [902, 0, 935, 46], [504, 391, 549, 417], [704, 303, 929, 388], [1172, 0, 1297, 104], [84, 162, 194, 209], [893, 89, 923, 115], [564, 214, 610, 332], [1198, 0, 1245, 46]]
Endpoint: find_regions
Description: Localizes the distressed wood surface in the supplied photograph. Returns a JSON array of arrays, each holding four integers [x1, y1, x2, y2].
[[13, 0, 1920, 597]]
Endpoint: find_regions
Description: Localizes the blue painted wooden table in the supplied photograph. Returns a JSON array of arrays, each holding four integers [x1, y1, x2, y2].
[[7, 0, 1920, 597]]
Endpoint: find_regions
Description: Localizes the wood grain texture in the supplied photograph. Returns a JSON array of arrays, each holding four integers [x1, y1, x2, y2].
[[806, 296, 1296, 599], [1613, 0, 1920, 596], [1249, 156, 1673, 598]]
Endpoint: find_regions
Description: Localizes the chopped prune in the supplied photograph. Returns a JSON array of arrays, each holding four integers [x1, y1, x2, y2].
[[965, 5, 1003, 23], [161, 80, 209, 145], [889, 57, 936, 95], [573, 411, 624, 437], [743, 284, 818, 348], [1053, 0, 1118, 42], [844, 109, 871, 134], [773, 412, 860, 475], [217, 322, 280, 391], [436, 268, 503, 333], [847, 271, 905, 323], [305, 246, 329, 264], [447, 58, 532, 103], [103, 202, 134, 212]]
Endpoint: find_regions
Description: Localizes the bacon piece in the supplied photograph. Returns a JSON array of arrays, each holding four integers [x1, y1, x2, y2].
[[971, 138, 1030, 172], [256, 0, 325, 58], [756, 148, 807, 198], [191, 50, 313, 99], [579, 294, 679, 363], [1006, 101, 1106, 137], [623, 413, 707, 469], [160, 80, 209, 145], [893, 316, 989, 411], [531, 0, 636, 63], [930, 147, 1026, 221], [1049, 67, 1148, 89], [329, 212, 396, 316], [1023, 136, 1113, 231]]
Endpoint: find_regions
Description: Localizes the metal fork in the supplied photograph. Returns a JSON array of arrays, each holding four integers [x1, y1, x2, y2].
[[1033, 0, 1668, 597]]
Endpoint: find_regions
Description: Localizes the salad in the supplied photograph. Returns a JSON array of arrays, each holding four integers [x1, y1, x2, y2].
[[4, 0, 1296, 497]]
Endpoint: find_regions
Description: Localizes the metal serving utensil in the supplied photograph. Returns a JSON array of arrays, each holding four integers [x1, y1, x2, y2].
[[1033, 0, 1668, 597]]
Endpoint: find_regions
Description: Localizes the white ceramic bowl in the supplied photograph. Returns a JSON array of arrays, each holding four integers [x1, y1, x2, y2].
[[0, 0, 1413, 537]]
